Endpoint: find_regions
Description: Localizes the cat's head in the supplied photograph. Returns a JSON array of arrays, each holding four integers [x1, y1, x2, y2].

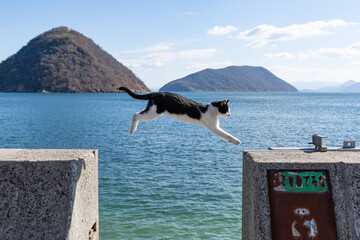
[[211, 99, 231, 117]]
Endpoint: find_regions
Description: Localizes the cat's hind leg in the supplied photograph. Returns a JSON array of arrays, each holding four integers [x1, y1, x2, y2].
[[130, 105, 163, 134]]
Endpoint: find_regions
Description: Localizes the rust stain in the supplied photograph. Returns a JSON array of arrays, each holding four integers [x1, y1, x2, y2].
[[268, 170, 338, 240]]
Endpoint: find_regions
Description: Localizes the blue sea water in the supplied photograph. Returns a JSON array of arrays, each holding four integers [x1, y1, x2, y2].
[[0, 92, 359, 239]]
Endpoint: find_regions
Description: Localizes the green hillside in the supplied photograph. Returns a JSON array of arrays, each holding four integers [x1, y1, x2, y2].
[[0, 27, 150, 93]]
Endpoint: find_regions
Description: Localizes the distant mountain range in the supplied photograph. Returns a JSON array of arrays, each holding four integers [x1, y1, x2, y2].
[[300, 80, 360, 93], [160, 66, 298, 92], [0, 27, 150, 93], [316, 80, 360, 93]]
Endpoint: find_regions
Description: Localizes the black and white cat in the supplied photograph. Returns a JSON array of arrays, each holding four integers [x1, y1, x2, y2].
[[119, 87, 241, 145]]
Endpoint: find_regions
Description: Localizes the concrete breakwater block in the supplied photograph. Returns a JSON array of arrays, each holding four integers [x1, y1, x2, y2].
[[0, 149, 98, 240], [242, 150, 360, 240]]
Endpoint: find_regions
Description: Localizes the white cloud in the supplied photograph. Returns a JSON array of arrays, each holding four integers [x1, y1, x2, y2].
[[236, 19, 357, 47], [309, 42, 360, 57], [123, 52, 174, 68], [122, 48, 217, 69], [122, 43, 175, 54], [178, 48, 217, 58], [264, 42, 360, 59], [145, 43, 175, 52], [268, 65, 360, 84], [185, 61, 233, 70], [207, 25, 238, 35], [184, 38, 201, 42], [264, 52, 295, 59], [351, 60, 360, 65]]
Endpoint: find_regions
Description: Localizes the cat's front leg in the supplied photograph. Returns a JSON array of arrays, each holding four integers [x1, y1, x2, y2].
[[224, 134, 241, 145], [228, 137, 241, 145], [206, 126, 241, 145]]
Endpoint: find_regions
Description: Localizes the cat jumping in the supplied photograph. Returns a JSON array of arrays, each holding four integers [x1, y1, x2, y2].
[[119, 87, 241, 145]]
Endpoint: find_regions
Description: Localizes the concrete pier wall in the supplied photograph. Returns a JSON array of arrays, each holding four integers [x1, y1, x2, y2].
[[0, 149, 98, 240], [242, 150, 360, 240]]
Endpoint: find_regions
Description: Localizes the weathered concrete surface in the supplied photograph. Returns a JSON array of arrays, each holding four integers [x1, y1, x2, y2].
[[0, 149, 98, 240], [242, 150, 360, 240]]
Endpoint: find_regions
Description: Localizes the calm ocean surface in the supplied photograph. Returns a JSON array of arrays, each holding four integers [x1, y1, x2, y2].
[[1, 92, 359, 239]]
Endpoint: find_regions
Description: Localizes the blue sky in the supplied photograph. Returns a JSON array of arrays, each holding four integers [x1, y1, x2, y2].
[[1, 0, 360, 90]]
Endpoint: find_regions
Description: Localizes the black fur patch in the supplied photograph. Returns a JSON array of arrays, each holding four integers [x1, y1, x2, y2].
[[145, 92, 208, 120], [211, 101, 229, 114]]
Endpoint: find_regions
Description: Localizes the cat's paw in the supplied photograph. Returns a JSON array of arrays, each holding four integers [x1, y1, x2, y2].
[[130, 122, 137, 135], [130, 128, 136, 135], [230, 138, 241, 145]]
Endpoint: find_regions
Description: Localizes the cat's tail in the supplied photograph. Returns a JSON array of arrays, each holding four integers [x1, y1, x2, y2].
[[119, 87, 152, 100]]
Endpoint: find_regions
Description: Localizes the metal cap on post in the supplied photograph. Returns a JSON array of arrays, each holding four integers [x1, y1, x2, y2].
[[270, 134, 359, 152], [343, 141, 356, 148], [308, 134, 327, 152]]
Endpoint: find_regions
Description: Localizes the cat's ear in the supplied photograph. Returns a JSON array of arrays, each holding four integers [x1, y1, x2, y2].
[[222, 99, 229, 104], [226, 99, 230, 104]]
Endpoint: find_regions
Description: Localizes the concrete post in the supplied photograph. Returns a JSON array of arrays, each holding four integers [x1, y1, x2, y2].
[[0, 149, 99, 240], [242, 150, 360, 240]]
